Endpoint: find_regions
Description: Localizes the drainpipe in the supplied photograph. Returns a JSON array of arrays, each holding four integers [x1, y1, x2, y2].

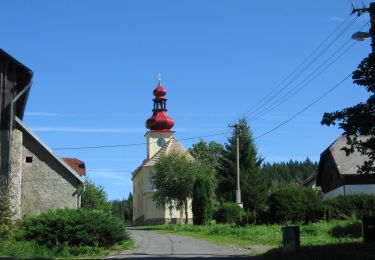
[[7, 75, 33, 182]]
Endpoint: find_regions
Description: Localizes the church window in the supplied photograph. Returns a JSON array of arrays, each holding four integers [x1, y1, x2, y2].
[[26, 156, 33, 163]]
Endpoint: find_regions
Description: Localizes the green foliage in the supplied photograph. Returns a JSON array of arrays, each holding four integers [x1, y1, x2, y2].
[[19, 208, 129, 248], [111, 193, 133, 224], [218, 118, 267, 213], [192, 173, 215, 225], [322, 53, 375, 174], [81, 180, 111, 212], [214, 202, 245, 224], [146, 219, 361, 247], [0, 185, 13, 240], [324, 194, 375, 220], [188, 139, 224, 171], [262, 158, 318, 192], [268, 184, 324, 223], [0, 236, 133, 258], [152, 153, 198, 223]]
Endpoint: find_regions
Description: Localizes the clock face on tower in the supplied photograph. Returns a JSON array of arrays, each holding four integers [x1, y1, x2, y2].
[[157, 138, 166, 147]]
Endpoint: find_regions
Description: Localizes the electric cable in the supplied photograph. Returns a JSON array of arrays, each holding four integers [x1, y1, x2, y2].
[[52, 131, 231, 150], [254, 73, 352, 140], [244, 14, 357, 118]]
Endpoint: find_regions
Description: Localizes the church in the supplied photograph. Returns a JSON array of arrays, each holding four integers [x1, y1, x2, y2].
[[132, 80, 193, 225]]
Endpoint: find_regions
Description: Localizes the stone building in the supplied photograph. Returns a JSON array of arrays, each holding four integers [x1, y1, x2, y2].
[[132, 80, 193, 225], [1, 49, 84, 219]]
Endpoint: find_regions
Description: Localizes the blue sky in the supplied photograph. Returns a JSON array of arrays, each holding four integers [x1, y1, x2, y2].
[[1, 0, 372, 200]]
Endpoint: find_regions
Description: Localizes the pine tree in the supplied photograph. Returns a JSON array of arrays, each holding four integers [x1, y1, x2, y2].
[[217, 118, 267, 212], [192, 172, 214, 225]]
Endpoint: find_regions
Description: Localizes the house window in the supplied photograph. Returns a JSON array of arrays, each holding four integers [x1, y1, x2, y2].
[[26, 156, 33, 163]]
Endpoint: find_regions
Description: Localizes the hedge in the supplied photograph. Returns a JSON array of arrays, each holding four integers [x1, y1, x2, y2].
[[20, 208, 129, 248]]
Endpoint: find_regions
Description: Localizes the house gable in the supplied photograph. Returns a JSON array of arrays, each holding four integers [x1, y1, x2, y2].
[[14, 118, 84, 217]]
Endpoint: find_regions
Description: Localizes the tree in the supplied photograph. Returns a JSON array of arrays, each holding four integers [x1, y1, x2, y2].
[[188, 139, 224, 171], [218, 117, 267, 213], [322, 53, 375, 174], [81, 180, 111, 212], [151, 153, 197, 224], [111, 193, 133, 223], [261, 158, 318, 193], [192, 166, 215, 225]]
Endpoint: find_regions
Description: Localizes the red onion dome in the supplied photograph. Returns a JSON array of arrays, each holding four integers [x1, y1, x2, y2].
[[146, 111, 174, 131], [153, 83, 167, 98]]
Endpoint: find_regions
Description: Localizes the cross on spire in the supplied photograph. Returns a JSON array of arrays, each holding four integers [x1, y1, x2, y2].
[[157, 72, 162, 83]]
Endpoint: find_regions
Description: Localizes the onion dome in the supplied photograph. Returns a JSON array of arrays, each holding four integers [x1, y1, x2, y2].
[[146, 80, 174, 131], [153, 83, 167, 98]]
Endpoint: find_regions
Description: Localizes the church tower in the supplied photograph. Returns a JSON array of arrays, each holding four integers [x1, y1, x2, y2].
[[145, 79, 175, 159], [132, 77, 193, 225]]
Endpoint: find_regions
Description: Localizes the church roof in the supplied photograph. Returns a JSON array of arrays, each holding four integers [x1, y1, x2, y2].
[[131, 137, 193, 180]]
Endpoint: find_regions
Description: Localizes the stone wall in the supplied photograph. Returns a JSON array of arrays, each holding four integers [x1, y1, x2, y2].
[[20, 126, 82, 217], [9, 129, 23, 220]]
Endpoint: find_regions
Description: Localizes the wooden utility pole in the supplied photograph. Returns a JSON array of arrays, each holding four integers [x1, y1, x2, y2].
[[229, 123, 243, 208]]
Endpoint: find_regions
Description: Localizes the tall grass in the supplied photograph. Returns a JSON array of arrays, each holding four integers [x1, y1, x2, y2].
[[146, 219, 362, 246]]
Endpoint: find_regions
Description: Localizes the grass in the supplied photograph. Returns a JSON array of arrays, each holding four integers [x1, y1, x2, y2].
[[142, 219, 363, 247], [141, 219, 375, 258], [0, 238, 134, 259]]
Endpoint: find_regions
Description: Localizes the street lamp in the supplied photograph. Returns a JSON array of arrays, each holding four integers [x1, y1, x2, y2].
[[352, 31, 371, 41]]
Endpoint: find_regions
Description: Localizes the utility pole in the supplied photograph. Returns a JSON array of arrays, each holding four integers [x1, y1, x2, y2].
[[352, 2, 375, 53], [228, 123, 243, 208]]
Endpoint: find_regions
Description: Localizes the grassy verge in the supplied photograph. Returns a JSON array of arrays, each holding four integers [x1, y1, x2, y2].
[[141, 219, 375, 258], [142, 219, 362, 247], [0, 239, 134, 259]]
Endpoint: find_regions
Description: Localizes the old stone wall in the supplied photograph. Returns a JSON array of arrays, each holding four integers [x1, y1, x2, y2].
[[20, 127, 81, 217], [9, 129, 23, 220]]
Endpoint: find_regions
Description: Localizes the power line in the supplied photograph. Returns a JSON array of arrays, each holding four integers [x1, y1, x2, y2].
[[86, 169, 132, 173], [52, 131, 231, 150], [244, 14, 357, 118], [251, 20, 368, 119], [254, 73, 352, 140], [253, 39, 357, 118]]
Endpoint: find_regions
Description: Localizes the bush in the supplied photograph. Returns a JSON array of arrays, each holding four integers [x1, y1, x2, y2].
[[214, 203, 244, 224], [81, 180, 111, 212], [19, 208, 129, 248], [325, 194, 375, 220], [0, 185, 13, 240], [268, 184, 324, 223], [192, 174, 214, 225]]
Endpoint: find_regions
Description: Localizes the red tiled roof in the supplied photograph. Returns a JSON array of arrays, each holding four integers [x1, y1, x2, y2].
[[62, 158, 86, 176]]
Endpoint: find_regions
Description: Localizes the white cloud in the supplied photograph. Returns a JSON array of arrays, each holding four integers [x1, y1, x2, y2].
[[25, 112, 64, 117], [328, 16, 345, 22], [31, 127, 145, 133], [88, 170, 131, 181]]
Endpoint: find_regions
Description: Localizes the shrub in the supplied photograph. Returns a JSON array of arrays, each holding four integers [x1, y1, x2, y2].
[[19, 208, 129, 248], [0, 185, 13, 240], [192, 174, 214, 225], [214, 203, 244, 224], [267, 184, 324, 223], [325, 194, 375, 220], [81, 180, 111, 212]]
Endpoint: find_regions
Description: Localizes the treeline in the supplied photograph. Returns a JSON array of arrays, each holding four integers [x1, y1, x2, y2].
[[262, 158, 318, 191]]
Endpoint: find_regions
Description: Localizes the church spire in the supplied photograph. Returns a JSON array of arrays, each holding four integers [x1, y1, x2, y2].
[[145, 78, 174, 131]]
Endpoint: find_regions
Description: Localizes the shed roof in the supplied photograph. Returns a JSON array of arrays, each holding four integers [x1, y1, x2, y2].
[[0, 49, 33, 120]]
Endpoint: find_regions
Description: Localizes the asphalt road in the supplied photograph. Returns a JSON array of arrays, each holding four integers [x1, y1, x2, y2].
[[106, 227, 257, 259]]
